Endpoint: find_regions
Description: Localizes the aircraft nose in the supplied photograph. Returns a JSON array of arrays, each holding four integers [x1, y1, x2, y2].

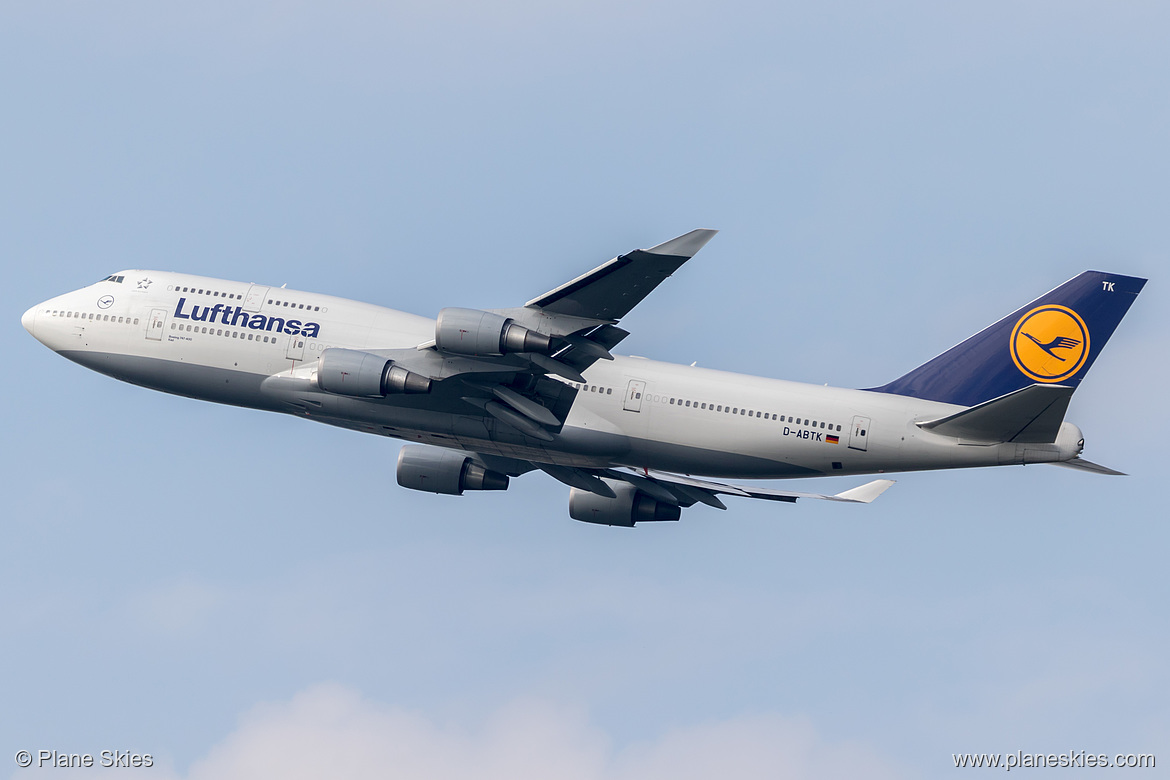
[[22, 304, 38, 335]]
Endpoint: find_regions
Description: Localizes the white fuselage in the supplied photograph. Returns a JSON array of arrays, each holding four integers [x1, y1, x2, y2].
[[22, 271, 1083, 480]]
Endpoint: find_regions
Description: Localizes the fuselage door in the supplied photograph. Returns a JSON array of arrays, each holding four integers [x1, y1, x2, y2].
[[286, 335, 306, 362], [146, 308, 167, 341], [623, 379, 646, 412], [848, 415, 871, 451], [243, 285, 269, 312]]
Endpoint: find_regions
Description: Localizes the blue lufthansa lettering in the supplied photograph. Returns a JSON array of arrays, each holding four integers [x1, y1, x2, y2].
[[172, 299, 323, 336]]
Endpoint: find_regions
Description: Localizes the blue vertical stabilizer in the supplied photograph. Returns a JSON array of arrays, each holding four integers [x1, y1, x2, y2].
[[865, 271, 1146, 407]]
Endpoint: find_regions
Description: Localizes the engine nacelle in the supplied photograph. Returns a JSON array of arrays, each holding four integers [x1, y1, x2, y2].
[[568, 481, 681, 527], [435, 308, 553, 357], [396, 445, 510, 496], [316, 348, 432, 397]]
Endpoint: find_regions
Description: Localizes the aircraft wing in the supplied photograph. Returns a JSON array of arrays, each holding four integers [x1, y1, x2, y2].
[[535, 464, 895, 508], [525, 229, 719, 321], [357, 230, 720, 441]]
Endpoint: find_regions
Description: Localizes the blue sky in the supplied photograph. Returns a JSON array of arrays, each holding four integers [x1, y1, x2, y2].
[[2, 2, 1167, 777]]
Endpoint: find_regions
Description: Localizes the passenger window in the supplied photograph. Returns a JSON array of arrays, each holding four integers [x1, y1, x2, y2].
[[607, 388, 612, 395]]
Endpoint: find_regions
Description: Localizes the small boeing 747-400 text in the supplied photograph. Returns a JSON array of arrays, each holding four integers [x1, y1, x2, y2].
[[22, 230, 1146, 525]]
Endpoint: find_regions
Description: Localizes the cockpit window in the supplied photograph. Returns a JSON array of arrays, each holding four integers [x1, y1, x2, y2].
[[100, 275, 125, 283]]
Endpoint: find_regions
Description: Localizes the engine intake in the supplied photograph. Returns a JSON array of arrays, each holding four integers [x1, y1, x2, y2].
[[569, 481, 681, 527], [316, 348, 431, 397], [396, 445, 510, 495], [436, 308, 553, 357]]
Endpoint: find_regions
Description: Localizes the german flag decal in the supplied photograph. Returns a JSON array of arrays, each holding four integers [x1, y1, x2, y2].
[[826, 434, 840, 444]]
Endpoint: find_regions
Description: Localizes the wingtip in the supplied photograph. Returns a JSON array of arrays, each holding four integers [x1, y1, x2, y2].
[[833, 479, 896, 503], [645, 229, 719, 258]]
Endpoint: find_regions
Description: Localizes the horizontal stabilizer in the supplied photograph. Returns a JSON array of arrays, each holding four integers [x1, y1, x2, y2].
[[918, 384, 1074, 443], [1049, 457, 1127, 476]]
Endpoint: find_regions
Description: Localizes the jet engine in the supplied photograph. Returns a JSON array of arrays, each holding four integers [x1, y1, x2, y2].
[[568, 482, 681, 527], [316, 348, 432, 397], [435, 308, 553, 356], [396, 445, 510, 495]]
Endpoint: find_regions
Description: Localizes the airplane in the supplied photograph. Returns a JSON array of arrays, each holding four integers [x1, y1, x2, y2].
[[21, 230, 1146, 526]]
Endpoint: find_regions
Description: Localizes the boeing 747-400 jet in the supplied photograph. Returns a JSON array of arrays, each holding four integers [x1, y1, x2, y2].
[[22, 230, 1146, 525]]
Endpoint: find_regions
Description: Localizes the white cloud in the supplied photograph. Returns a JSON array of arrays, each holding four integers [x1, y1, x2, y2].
[[169, 685, 903, 780]]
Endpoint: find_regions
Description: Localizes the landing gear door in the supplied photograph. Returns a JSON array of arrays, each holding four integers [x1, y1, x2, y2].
[[848, 415, 871, 451], [146, 308, 167, 341], [243, 285, 269, 312], [623, 380, 646, 412]]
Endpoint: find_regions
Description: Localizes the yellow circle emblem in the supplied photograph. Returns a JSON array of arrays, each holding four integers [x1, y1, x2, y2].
[[1009, 305, 1090, 383]]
